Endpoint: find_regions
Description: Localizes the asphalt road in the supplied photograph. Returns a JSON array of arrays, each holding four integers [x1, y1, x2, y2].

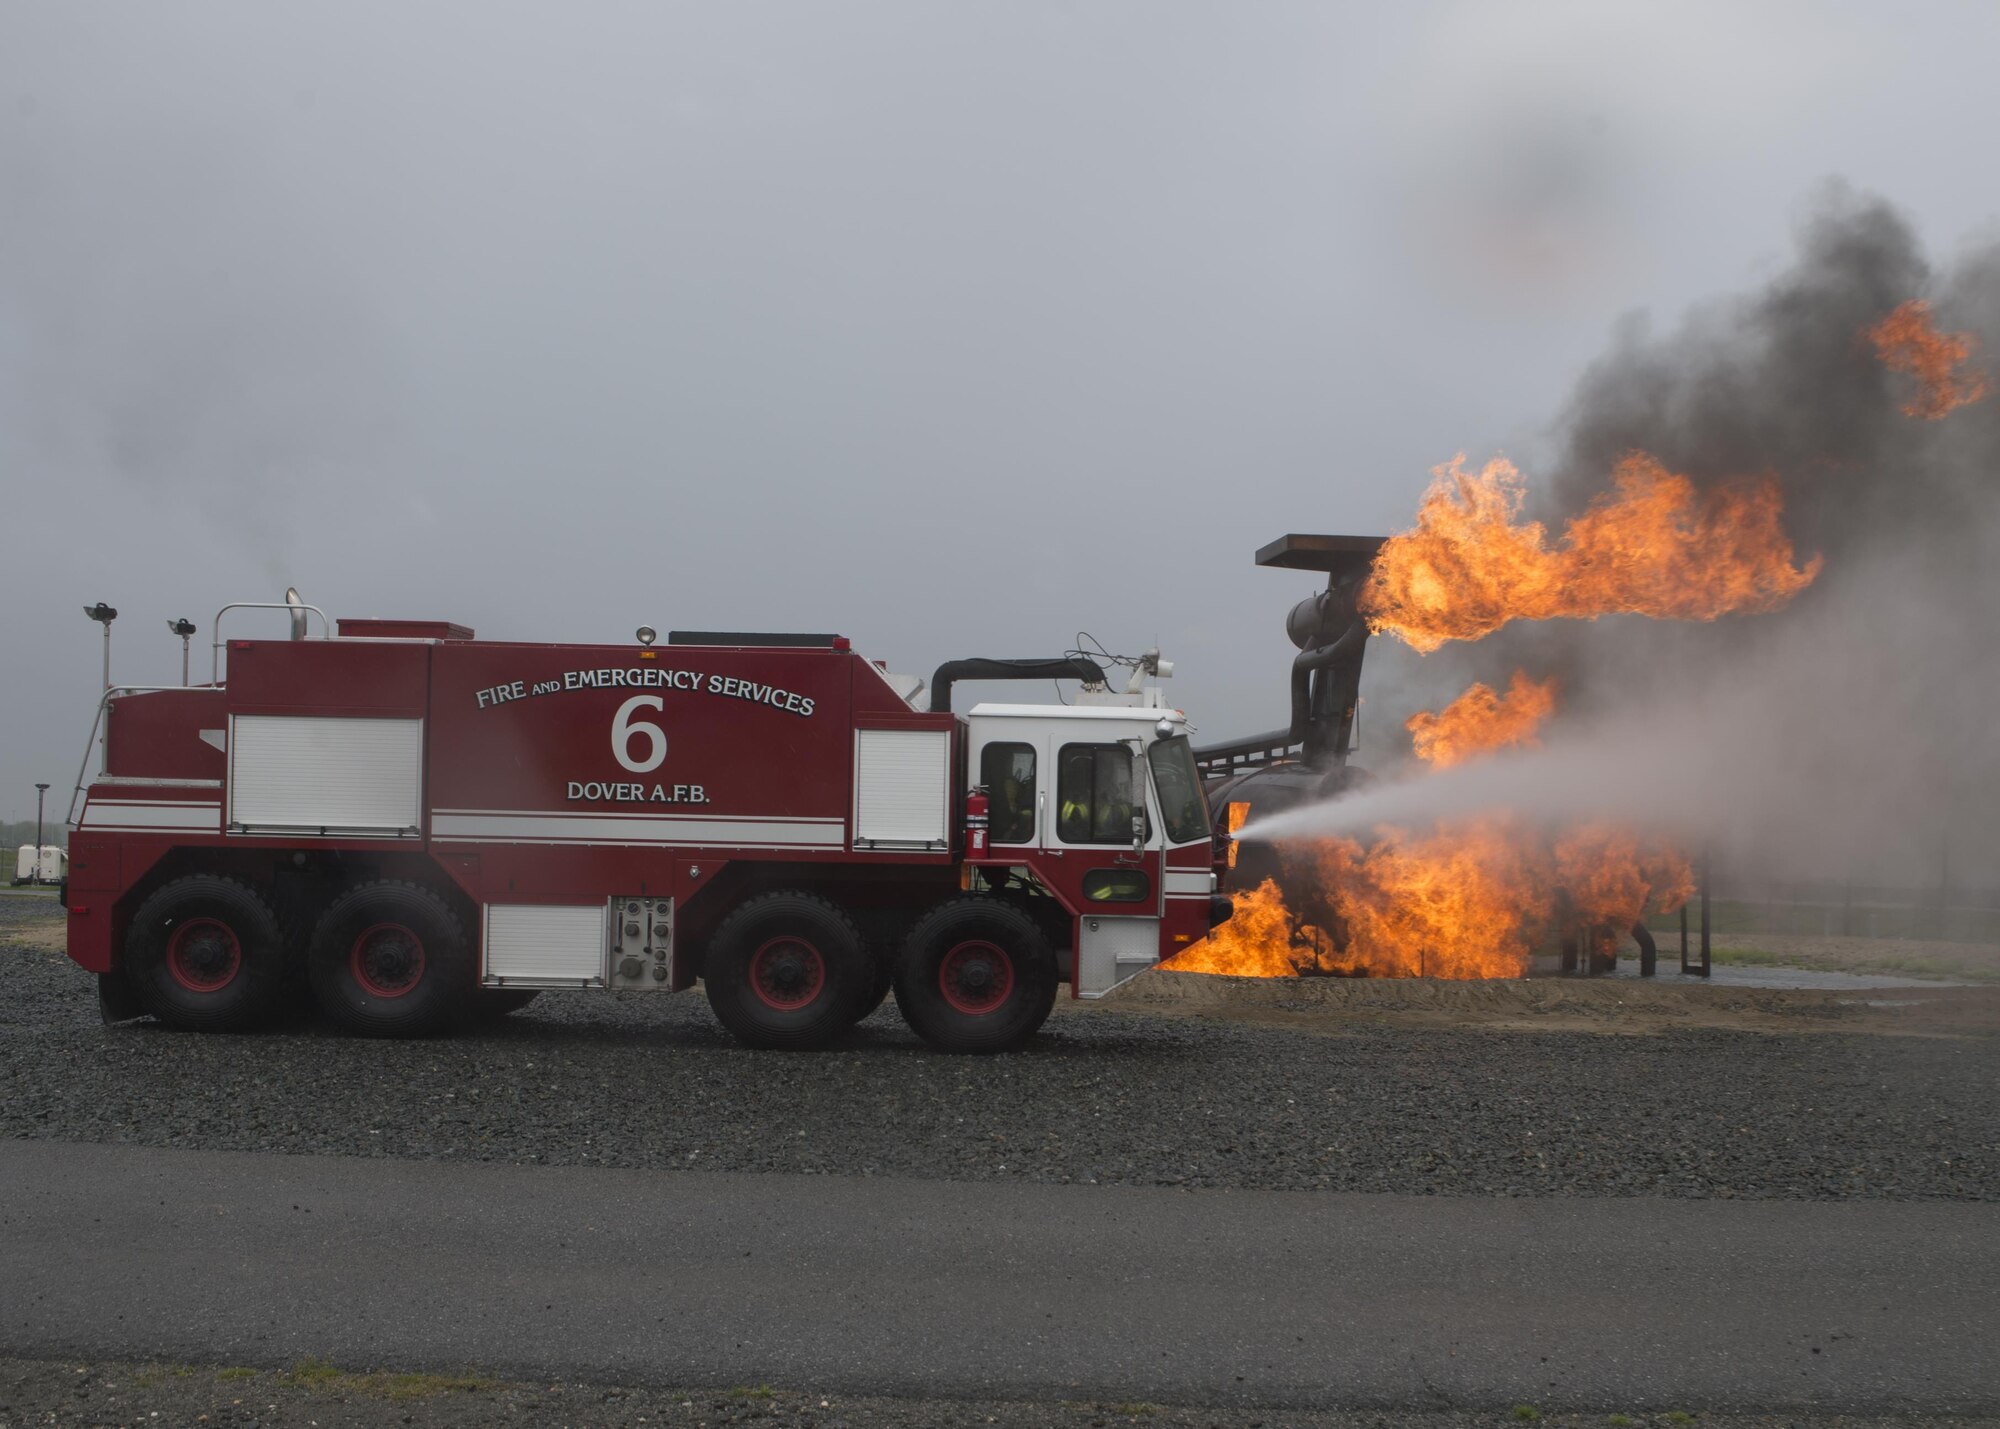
[[3, 1140, 1994, 1414]]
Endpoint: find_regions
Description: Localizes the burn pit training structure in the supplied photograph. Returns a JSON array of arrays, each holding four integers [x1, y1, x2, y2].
[[1193, 534, 1694, 977]]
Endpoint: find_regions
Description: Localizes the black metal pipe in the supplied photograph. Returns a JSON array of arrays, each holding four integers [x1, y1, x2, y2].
[[1698, 847, 1712, 978], [1633, 920, 1657, 977], [1288, 620, 1367, 747], [929, 657, 1108, 714]]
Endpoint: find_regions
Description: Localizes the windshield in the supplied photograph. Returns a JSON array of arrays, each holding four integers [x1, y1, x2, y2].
[[1146, 735, 1210, 845]]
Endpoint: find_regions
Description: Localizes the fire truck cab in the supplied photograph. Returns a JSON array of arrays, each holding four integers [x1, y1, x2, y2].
[[62, 607, 1228, 1054], [964, 703, 1221, 997]]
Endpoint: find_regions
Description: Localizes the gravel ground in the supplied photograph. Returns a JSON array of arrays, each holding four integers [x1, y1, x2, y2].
[[4, 1357, 1996, 1429], [5, 901, 1995, 1200]]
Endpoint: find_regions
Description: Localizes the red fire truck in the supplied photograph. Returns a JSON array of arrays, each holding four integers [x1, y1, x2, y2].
[[62, 605, 1229, 1053]]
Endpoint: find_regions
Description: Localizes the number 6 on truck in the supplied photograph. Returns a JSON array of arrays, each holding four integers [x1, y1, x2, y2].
[[612, 695, 668, 773]]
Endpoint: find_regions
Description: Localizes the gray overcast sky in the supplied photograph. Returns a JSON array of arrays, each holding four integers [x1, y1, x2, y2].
[[3, 0, 1996, 820]]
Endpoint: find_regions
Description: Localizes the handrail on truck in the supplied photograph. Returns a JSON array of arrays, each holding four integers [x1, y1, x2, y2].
[[210, 602, 330, 683], [64, 685, 217, 827]]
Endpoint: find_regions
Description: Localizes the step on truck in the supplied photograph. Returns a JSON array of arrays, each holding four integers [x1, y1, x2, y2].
[[62, 602, 1231, 1053]]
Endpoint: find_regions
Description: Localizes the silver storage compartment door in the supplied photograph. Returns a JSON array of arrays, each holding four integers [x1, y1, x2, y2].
[[853, 728, 950, 849], [484, 904, 608, 987], [1076, 915, 1160, 999], [228, 715, 424, 835]]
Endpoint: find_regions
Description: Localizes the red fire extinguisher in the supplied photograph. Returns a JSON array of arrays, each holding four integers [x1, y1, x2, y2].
[[964, 787, 990, 857]]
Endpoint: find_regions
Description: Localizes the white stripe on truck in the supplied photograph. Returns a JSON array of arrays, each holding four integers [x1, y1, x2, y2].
[[431, 811, 844, 849], [78, 801, 221, 832]]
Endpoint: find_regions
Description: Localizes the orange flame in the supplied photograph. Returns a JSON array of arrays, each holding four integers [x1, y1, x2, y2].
[[1866, 300, 1989, 419], [1174, 820, 1694, 980], [1360, 453, 1822, 653], [1553, 823, 1695, 929], [1162, 877, 1317, 977], [1407, 671, 1557, 769], [1310, 817, 1553, 978]]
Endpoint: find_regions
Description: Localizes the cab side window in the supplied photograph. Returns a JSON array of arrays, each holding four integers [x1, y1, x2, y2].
[[1056, 743, 1150, 845], [980, 742, 1037, 845]]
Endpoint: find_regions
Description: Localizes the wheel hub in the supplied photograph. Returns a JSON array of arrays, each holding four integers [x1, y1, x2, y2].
[[351, 923, 426, 999], [939, 940, 1015, 1016], [166, 917, 241, 993], [749, 936, 826, 1011]]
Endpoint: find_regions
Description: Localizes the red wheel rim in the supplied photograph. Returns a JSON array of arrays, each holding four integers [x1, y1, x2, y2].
[[748, 936, 826, 1011], [351, 922, 426, 999], [166, 917, 241, 993], [939, 940, 1015, 1015]]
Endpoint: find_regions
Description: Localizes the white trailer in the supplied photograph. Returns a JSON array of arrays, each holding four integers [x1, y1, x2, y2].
[[14, 845, 65, 885]]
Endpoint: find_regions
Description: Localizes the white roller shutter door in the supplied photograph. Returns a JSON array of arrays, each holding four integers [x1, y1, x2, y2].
[[483, 904, 608, 986], [228, 715, 424, 834], [853, 728, 951, 849]]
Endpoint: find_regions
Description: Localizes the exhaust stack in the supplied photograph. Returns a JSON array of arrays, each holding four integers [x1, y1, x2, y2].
[[928, 657, 1108, 714]]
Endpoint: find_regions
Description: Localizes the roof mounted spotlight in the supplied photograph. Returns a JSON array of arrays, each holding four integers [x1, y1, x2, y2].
[[83, 602, 117, 693], [635, 626, 658, 647], [168, 618, 198, 686], [1123, 647, 1174, 696]]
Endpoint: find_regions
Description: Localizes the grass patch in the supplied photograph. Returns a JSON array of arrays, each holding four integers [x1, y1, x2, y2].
[[1646, 899, 2000, 946], [1512, 1406, 1541, 1422], [1706, 944, 2000, 983], [1108, 1404, 1161, 1417], [215, 1367, 258, 1382], [1607, 1416, 1636, 1426], [1868, 954, 2000, 982], [360, 1371, 493, 1401], [282, 1356, 343, 1388], [1665, 1414, 1696, 1425], [274, 1357, 490, 1400], [132, 1365, 195, 1387]]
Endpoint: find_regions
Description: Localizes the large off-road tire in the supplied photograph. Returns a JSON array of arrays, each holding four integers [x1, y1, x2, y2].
[[703, 892, 870, 1050], [861, 952, 895, 1019], [124, 875, 293, 1032], [308, 881, 472, 1037], [842, 913, 909, 1027], [893, 897, 1057, 1054]]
